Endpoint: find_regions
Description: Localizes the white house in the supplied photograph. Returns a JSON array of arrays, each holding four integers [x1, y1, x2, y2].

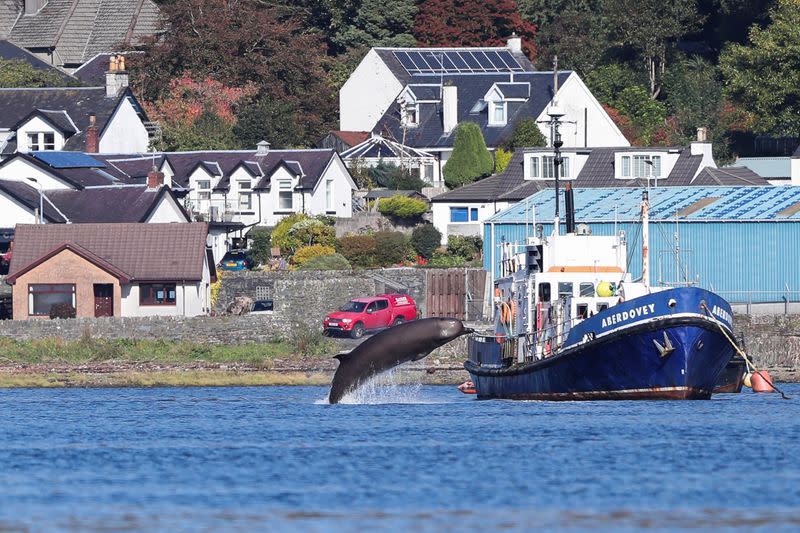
[[6, 223, 212, 319], [431, 135, 769, 244]]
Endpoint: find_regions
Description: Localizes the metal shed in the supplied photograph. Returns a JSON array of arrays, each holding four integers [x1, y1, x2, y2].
[[483, 186, 800, 305]]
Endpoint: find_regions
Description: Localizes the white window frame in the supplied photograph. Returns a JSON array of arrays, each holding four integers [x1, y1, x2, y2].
[[325, 178, 334, 212], [27, 131, 56, 151], [402, 103, 419, 127], [526, 155, 571, 180], [278, 180, 293, 211], [618, 153, 663, 179], [488, 101, 507, 126]]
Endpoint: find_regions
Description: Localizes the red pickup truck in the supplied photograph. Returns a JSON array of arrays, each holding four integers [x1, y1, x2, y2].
[[323, 293, 418, 338]]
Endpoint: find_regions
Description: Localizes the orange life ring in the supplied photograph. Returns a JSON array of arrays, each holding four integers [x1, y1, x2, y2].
[[499, 302, 512, 325], [495, 332, 507, 344]]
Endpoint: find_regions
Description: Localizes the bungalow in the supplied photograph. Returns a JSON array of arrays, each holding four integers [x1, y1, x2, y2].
[[430, 134, 770, 243], [0, 57, 150, 157], [6, 223, 213, 319]]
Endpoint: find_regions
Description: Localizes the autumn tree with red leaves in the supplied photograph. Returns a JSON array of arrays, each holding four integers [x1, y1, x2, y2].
[[413, 0, 537, 61]]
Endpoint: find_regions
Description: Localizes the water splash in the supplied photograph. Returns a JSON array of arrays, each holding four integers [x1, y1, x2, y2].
[[318, 369, 426, 405]]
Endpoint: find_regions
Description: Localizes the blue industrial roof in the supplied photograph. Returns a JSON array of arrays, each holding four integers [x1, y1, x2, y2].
[[733, 157, 791, 179], [487, 186, 800, 223], [31, 151, 106, 169]]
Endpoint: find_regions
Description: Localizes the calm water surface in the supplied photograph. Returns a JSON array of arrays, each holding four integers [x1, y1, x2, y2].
[[1, 384, 799, 532]]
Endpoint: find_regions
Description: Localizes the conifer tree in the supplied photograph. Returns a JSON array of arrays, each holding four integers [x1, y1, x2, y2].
[[442, 123, 494, 189]]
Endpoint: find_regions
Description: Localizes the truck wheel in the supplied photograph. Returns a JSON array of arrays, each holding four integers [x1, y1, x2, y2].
[[350, 322, 365, 339], [392, 317, 405, 327]]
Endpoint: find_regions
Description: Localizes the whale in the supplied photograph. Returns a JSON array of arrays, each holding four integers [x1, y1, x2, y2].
[[328, 317, 473, 404]]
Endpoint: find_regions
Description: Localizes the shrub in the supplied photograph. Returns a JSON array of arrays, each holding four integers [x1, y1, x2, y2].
[[289, 327, 333, 357], [373, 231, 411, 266], [448, 235, 483, 260], [503, 117, 547, 151], [425, 252, 469, 268], [337, 234, 377, 267], [377, 195, 429, 218], [271, 214, 336, 254], [410, 224, 442, 259], [299, 253, 352, 270], [49, 303, 76, 319], [442, 122, 494, 188], [291, 244, 336, 266], [368, 161, 429, 191], [248, 226, 272, 265], [494, 147, 513, 173]]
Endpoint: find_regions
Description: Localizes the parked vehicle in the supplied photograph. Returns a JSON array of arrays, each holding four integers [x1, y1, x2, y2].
[[219, 250, 253, 271], [250, 299, 274, 314], [323, 293, 417, 338]]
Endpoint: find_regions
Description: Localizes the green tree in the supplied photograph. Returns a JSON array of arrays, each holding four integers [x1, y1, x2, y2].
[[367, 161, 429, 191], [410, 225, 442, 259], [158, 108, 238, 151], [333, 0, 417, 50], [503, 118, 547, 151], [248, 226, 273, 266], [442, 122, 494, 188], [615, 86, 667, 144], [233, 95, 306, 149], [0, 59, 78, 88], [494, 148, 513, 173], [604, 0, 703, 98], [584, 64, 645, 107], [271, 214, 336, 255], [720, 0, 800, 137]]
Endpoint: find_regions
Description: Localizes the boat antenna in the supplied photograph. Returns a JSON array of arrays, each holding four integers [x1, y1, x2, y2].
[[547, 67, 565, 236], [641, 190, 650, 290]]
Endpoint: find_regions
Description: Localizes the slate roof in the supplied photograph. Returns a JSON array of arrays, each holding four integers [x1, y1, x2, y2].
[[0, 87, 141, 154], [0, 1, 20, 39], [375, 72, 572, 150], [373, 46, 536, 85], [72, 51, 140, 85], [0, 39, 76, 82], [794, 144, 800, 157], [488, 186, 800, 223], [431, 146, 770, 203], [0, 152, 139, 189], [7, 222, 208, 282], [0, 179, 67, 222], [495, 82, 530, 99], [3, 0, 162, 67], [96, 149, 342, 191]]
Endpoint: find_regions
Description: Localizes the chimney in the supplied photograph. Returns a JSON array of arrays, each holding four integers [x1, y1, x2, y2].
[[256, 140, 270, 156], [442, 84, 458, 134], [696, 127, 708, 142], [507, 33, 522, 54], [85, 113, 99, 153], [147, 167, 165, 189], [24, 0, 46, 15], [690, 126, 715, 169], [105, 54, 129, 98]]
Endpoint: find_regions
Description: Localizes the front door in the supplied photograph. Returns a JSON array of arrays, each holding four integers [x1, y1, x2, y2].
[[94, 284, 114, 317]]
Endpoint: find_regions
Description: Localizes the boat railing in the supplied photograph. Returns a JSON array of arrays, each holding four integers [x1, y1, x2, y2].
[[472, 314, 586, 364]]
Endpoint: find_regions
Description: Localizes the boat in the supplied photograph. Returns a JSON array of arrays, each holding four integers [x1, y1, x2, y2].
[[464, 104, 735, 400], [714, 355, 748, 393]]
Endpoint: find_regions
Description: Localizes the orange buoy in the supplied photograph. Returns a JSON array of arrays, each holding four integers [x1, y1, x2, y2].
[[458, 380, 477, 394], [751, 371, 775, 393]]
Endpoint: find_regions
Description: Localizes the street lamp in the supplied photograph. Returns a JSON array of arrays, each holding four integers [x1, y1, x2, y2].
[[25, 177, 43, 224], [547, 102, 565, 232]]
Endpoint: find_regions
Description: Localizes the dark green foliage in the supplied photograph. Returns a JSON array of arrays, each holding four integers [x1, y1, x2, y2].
[[585, 64, 645, 107], [503, 118, 547, 151], [410, 225, 442, 259], [447, 235, 482, 260], [377, 195, 429, 218], [298, 253, 352, 270], [159, 108, 238, 151], [337, 235, 377, 267], [614, 86, 667, 144], [0, 58, 79, 88], [373, 231, 411, 266], [233, 95, 306, 149], [442, 122, 494, 188], [49, 303, 76, 320], [368, 161, 429, 191], [249, 226, 273, 266]]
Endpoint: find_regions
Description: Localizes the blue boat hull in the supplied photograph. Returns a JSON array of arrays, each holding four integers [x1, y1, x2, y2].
[[465, 317, 735, 400]]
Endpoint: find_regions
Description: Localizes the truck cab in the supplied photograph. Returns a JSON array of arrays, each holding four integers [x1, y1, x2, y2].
[[324, 293, 418, 338]]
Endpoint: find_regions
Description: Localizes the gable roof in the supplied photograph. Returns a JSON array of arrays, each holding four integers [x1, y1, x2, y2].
[[72, 51, 139, 85], [0, 152, 136, 189], [96, 149, 343, 191], [375, 72, 571, 150], [0, 87, 143, 154], [7, 222, 208, 283], [341, 135, 434, 160], [4, 0, 162, 67], [431, 146, 770, 203], [0, 39, 76, 82], [0, 179, 67, 222]]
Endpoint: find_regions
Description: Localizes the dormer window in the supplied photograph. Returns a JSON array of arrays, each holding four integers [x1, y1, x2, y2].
[[489, 101, 507, 126], [27, 132, 55, 151], [619, 154, 662, 179], [526, 154, 571, 180], [402, 103, 419, 127]]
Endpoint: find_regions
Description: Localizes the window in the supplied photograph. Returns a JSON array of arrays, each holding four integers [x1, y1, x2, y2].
[[470, 208, 478, 221], [325, 179, 334, 211], [620, 154, 662, 179], [538, 283, 551, 302], [139, 283, 177, 306], [558, 282, 573, 298], [28, 284, 75, 316], [198, 191, 211, 201], [27, 132, 56, 151], [528, 155, 570, 179], [577, 303, 589, 319], [579, 282, 594, 297], [423, 163, 434, 181], [375, 299, 389, 311], [489, 101, 506, 125], [402, 103, 419, 126], [450, 206, 474, 223], [237, 180, 252, 210], [196, 179, 211, 201], [597, 303, 609, 312], [278, 180, 293, 211], [366, 302, 378, 313]]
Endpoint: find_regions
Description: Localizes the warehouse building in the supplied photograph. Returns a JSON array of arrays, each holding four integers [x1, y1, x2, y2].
[[483, 186, 800, 312]]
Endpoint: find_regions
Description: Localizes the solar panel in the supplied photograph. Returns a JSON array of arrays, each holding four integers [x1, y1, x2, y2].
[[31, 151, 106, 169], [393, 49, 524, 74]]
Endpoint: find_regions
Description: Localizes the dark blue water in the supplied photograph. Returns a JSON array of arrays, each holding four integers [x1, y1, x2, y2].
[[2, 385, 800, 532]]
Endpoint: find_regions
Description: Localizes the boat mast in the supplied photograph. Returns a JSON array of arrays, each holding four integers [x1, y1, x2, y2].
[[548, 56, 564, 237], [641, 190, 650, 288]]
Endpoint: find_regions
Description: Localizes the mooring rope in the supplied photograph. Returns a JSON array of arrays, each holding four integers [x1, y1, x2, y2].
[[700, 303, 790, 400]]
